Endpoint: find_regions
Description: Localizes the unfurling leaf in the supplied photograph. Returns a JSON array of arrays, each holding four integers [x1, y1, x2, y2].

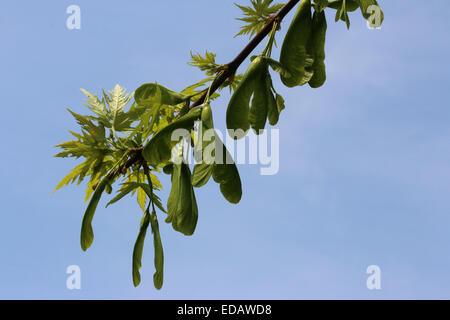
[[188, 51, 223, 76], [235, 0, 284, 38]]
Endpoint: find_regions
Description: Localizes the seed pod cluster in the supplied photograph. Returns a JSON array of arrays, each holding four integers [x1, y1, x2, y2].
[[193, 103, 243, 204], [226, 56, 280, 138], [279, 0, 314, 88]]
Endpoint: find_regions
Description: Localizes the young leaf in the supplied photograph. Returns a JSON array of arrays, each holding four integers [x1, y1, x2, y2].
[[105, 183, 139, 207], [235, 0, 284, 38], [106, 182, 167, 213], [188, 51, 223, 76]]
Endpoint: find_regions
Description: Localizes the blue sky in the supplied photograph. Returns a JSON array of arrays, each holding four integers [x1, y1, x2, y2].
[[1, 0, 450, 299]]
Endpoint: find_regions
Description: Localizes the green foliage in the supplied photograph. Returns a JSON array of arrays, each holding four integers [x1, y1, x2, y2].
[[187, 51, 243, 94], [54, 0, 385, 290], [188, 51, 223, 77], [235, 0, 284, 38]]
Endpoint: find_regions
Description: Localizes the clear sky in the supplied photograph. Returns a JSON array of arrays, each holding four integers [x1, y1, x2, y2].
[[1, 0, 450, 299]]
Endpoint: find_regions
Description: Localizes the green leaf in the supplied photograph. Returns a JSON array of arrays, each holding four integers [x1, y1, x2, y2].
[[104, 84, 136, 132], [150, 213, 164, 290], [142, 107, 202, 167], [80, 85, 141, 133], [167, 162, 198, 236], [135, 83, 188, 108], [52, 162, 88, 194], [137, 187, 147, 211], [235, 0, 284, 38], [106, 182, 167, 213], [80, 176, 110, 251], [181, 77, 223, 102], [132, 211, 151, 287], [105, 182, 138, 207], [67, 109, 106, 142], [334, 0, 351, 29], [80, 88, 110, 127], [188, 51, 223, 76]]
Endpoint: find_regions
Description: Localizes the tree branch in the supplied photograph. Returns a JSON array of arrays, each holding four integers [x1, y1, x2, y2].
[[189, 0, 300, 109], [111, 0, 301, 176]]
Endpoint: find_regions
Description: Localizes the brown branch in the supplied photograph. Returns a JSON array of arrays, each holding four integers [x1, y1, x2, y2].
[[189, 0, 300, 109], [106, 147, 144, 181]]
